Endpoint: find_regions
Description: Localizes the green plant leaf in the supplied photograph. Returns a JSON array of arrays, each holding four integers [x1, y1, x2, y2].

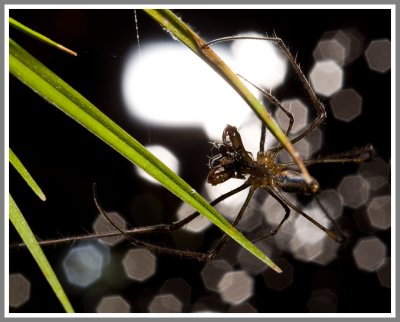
[[9, 194, 74, 313], [144, 9, 313, 185], [9, 17, 77, 56], [9, 148, 46, 201], [9, 38, 282, 273]]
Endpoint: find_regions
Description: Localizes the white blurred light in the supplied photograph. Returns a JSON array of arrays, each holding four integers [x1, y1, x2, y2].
[[135, 145, 179, 185], [217, 270, 254, 305], [204, 178, 251, 221], [310, 60, 343, 97], [176, 202, 211, 233], [122, 43, 251, 140], [62, 243, 108, 287], [230, 32, 288, 89]]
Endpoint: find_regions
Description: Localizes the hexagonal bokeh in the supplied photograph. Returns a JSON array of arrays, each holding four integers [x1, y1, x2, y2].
[[313, 29, 364, 66], [217, 270, 254, 305], [313, 38, 346, 66], [262, 258, 294, 291], [62, 243, 108, 287], [9, 273, 31, 308], [353, 237, 387, 272], [330, 88, 362, 122], [338, 174, 370, 209], [367, 195, 391, 230], [92, 211, 127, 246], [201, 259, 233, 292], [122, 248, 157, 282], [275, 99, 309, 134], [148, 293, 183, 313], [310, 60, 343, 96], [359, 157, 390, 191], [365, 39, 391, 73], [96, 295, 130, 313]]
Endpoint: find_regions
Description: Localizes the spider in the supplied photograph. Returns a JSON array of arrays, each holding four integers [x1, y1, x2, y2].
[[89, 35, 373, 265], [13, 35, 373, 267]]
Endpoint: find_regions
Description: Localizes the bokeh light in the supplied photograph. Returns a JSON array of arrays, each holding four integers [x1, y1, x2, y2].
[[148, 294, 183, 313], [353, 237, 387, 272], [96, 295, 130, 313], [9, 273, 31, 308], [338, 174, 370, 208], [367, 195, 391, 230], [62, 243, 109, 288], [330, 88, 362, 122], [310, 60, 343, 96], [275, 99, 309, 134], [92, 211, 127, 246], [176, 202, 211, 233], [122, 248, 156, 282], [135, 145, 179, 185], [230, 32, 288, 90], [365, 39, 391, 73], [217, 270, 254, 305], [201, 259, 233, 292], [359, 157, 390, 191]]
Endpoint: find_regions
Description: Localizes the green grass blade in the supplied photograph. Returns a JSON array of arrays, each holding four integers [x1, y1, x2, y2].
[[144, 9, 313, 185], [9, 194, 74, 312], [9, 148, 46, 201], [9, 38, 282, 272], [9, 17, 77, 56]]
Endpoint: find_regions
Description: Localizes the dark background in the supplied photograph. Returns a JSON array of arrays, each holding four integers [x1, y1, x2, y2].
[[9, 9, 391, 313]]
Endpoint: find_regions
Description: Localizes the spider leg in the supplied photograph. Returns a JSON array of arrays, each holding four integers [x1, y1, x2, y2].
[[252, 187, 290, 243], [92, 182, 253, 262], [205, 36, 327, 147], [280, 144, 374, 167], [237, 74, 294, 139], [272, 187, 344, 243], [204, 186, 256, 260], [11, 182, 250, 254]]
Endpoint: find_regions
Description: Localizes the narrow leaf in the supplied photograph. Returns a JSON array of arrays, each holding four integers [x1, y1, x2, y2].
[[9, 148, 46, 201], [9, 194, 74, 312], [9, 17, 77, 56]]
